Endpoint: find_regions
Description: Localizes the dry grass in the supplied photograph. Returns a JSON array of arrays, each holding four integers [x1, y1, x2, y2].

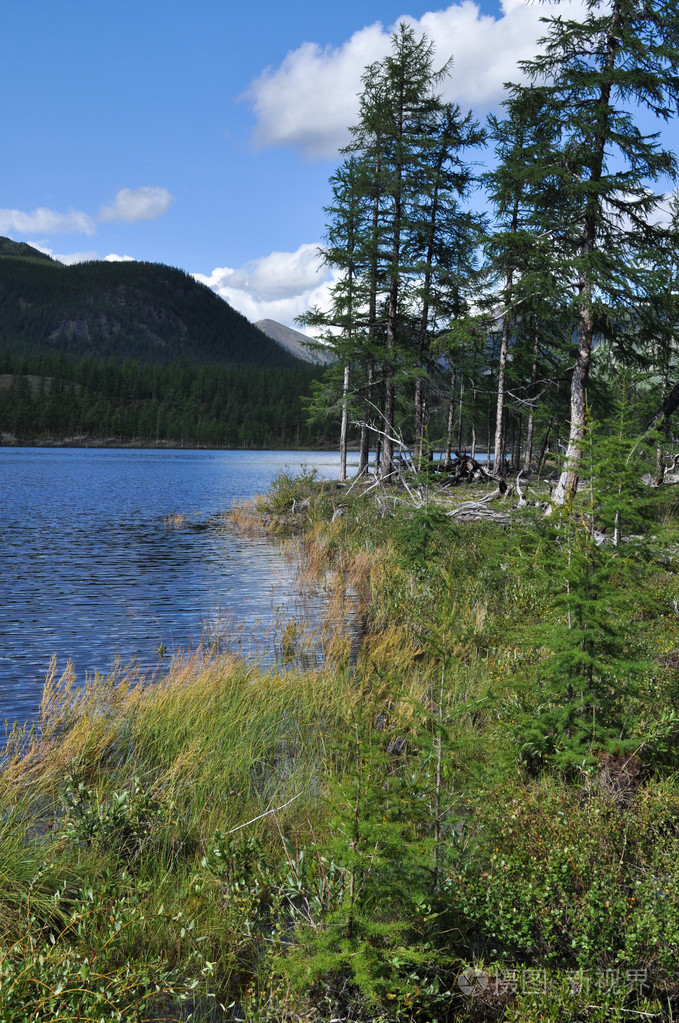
[[347, 547, 378, 604], [5, 643, 386, 844], [227, 499, 268, 536], [163, 511, 188, 527]]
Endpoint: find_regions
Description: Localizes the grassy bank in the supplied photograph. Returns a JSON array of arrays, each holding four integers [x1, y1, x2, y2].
[[3, 466, 679, 1021]]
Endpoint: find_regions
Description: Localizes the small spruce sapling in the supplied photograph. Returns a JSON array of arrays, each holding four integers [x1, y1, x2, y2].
[[519, 408, 655, 772], [287, 679, 456, 1017]]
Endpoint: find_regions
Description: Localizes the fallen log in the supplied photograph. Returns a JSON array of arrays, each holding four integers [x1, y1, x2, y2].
[[439, 455, 506, 489]]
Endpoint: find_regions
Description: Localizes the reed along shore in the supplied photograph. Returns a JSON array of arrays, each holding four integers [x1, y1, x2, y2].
[[3, 468, 679, 1022]]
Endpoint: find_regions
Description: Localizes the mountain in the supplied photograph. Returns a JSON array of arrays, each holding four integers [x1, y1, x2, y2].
[[0, 237, 56, 263], [255, 319, 334, 365], [0, 240, 337, 449], [0, 239, 300, 368]]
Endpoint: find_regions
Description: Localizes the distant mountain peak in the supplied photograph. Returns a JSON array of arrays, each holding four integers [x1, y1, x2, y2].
[[255, 319, 333, 365], [0, 236, 55, 263]]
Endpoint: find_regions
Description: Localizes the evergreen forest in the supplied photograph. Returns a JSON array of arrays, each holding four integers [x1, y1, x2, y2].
[[0, 353, 329, 448], [304, 6, 679, 497], [0, 240, 333, 448]]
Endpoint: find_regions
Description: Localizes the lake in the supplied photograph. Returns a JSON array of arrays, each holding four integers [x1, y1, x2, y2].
[[0, 448, 355, 728]]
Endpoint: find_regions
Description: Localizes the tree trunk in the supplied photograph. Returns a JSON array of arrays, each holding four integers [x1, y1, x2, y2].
[[381, 96, 404, 483], [444, 367, 457, 463], [523, 324, 540, 473], [414, 148, 445, 469], [339, 363, 350, 481], [514, 412, 522, 471], [536, 416, 553, 477], [381, 372, 396, 481], [494, 273, 513, 473], [655, 362, 669, 486], [457, 373, 465, 453], [552, 269, 593, 505], [358, 364, 374, 476], [551, 9, 618, 506], [493, 194, 518, 474]]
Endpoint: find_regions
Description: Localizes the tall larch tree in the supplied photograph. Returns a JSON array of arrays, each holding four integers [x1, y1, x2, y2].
[[484, 85, 565, 474], [311, 24, 484, 480], [511, 0, 679, 505]]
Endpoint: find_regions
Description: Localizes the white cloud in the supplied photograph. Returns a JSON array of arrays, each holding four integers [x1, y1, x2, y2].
[[0, 207, 95, 235], [0, 186, 173, 243], [646, 188, 679, 228], [193, 243, 335, 331], [247, 23, 388, 160], [53, 250, 99, 265], [98, 186, 174, 223], [246, 0, 585, 160], [24, 243, 137, 264], [25, 242, 98, 264]]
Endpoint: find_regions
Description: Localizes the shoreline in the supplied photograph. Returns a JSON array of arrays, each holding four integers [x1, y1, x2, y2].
[[0, 433, 351, 451], [3, 474, 679, 1021]]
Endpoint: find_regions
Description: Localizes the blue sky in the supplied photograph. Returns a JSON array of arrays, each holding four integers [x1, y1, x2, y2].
[[2, 0, 676, 331]]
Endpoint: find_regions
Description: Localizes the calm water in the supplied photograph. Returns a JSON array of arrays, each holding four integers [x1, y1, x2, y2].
[[0, 448, 356, 727]]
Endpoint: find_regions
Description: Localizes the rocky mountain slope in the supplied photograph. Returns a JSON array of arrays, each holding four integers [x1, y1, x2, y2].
[[255, 319, 333, 365]]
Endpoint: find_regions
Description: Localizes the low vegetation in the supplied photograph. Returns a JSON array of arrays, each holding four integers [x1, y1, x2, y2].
[[2, 443, 679, 1021]]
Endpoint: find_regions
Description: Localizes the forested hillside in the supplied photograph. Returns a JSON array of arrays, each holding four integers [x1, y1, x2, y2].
[[0, 243, 296, 367], [0, 352, 331, 448], [0, 241, 335, 447]]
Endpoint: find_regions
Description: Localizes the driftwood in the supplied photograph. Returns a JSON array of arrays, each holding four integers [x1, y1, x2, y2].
[[447, 501, 511, 523], [642, 453, 679, 488], [438, 455, 505, 489]]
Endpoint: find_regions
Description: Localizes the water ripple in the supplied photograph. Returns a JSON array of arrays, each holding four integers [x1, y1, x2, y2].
[[0, 448, 356, 726]]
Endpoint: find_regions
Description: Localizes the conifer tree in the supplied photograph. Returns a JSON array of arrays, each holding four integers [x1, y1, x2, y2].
[[309, 24, 484, 479], [509, 0, 679, 504], [407, 106, 485, 467], [299, 158, 371, 479], [483, 86, 566, 473], [635, 193, 679, 481], [346, 25, 455, 479]]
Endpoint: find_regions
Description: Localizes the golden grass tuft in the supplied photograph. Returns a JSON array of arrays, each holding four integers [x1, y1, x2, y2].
[[163, 511, 188, 527], [227, 499, 268, 536], [6, 643, 385, 843], [347, 547, 377, 603]]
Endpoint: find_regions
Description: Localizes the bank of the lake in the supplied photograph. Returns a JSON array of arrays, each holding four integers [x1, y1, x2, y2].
[[2, 470, 679, 1023], [1, 435, 343, 450], [0, 447, 357, 726]]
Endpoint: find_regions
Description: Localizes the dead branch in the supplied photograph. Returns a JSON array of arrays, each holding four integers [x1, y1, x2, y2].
[[447, 502, 511, 523], [642, 453, 679, 487]]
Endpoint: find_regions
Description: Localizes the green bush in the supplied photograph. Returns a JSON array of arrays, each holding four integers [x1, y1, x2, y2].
[[59, 773, 176, 866], [0, 878, 204, 1022], [262, 466, 320, 514]]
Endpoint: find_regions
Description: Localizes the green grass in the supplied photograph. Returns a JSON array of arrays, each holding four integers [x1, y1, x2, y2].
[[3, 471, 679, 1020]]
